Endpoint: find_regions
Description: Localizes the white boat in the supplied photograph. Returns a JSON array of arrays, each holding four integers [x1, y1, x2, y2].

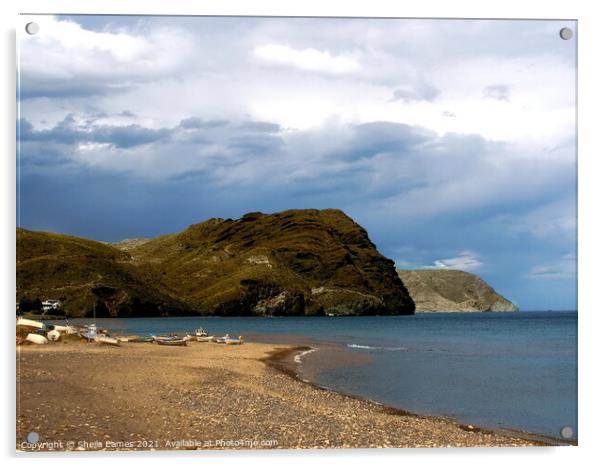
[[51, 324, 77, 334], [94, 336, 120, 346], [196, 335, 214, 342], [213, 334, 229, 344], [213, 334, 243, 345], [224, 336, 244, 345], [47, 329, 61, 341], [80, 324, 98, 341], [17, 318, 45, 329], [25, 333, 48, 345], [195, 327, 208, 337]]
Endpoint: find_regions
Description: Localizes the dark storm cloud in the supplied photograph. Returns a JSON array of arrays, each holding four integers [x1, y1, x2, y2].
[[18, 115, 289, 179], [19, 116, 172, 149], [345, 122, 434, 160]]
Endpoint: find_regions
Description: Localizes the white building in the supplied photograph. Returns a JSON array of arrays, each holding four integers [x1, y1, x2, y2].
[[41, 299, 62, 313]]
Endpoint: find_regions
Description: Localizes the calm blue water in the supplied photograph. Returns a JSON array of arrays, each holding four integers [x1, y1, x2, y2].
[[72, 312, 577, 439]]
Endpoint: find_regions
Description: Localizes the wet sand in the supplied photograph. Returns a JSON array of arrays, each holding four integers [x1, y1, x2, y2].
[[16, 340, 547, 451]]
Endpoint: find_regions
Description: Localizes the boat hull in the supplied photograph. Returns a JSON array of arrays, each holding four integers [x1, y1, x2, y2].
[[17, 318, 44, 329], [129, 336, 154, 343], [94, 336, 120, 346], [25, 333, 48, 344], [224, 339, 244, 345], [156, 339, 187, 346]]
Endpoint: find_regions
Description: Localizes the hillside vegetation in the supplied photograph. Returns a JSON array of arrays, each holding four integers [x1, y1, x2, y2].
[[17, 209, 415, 317]]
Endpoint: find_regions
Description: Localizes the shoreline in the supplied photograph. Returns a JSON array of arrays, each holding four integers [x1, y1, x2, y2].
[[262, 345, 575, 447], [16, 339, 565, 451]]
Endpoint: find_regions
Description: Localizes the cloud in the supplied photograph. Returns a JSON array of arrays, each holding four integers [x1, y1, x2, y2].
[[19, 114, 575, 222], [390, 83, 440, 103], [18, 16, 194, 100], [428, 251, 483, 271], [253, 43, 360, 74], [19, 115, 172, 149], [483, 84, 511, 102], [19, 114, 288, 179], [179, 117, 228, 129], [529, 254, 576, 280]]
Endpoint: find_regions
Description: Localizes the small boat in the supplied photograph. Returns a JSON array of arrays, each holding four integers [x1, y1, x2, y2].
[[152, 334, 180, 342], [17, 318, 45, 330], [129, 336, 154, 343], [25, 333, 48, 345], [196, 335, 214, 342], [94, 336, 120, 346], [156, 338, 187, 346], [52, 324, 78, 334], [213, 334, 243, 345], [47, 329, 61, 341], [80, 324, 99, 341], [224, 336, 244, 345], [213, 334, 229, 344], [195, 327, 208, 337]]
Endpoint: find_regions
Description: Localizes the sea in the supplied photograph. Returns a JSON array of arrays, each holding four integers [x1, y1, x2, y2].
[[70, 311, 577, 440]]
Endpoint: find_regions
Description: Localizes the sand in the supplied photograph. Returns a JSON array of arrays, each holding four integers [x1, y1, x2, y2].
[[16, 340, 546, 451]]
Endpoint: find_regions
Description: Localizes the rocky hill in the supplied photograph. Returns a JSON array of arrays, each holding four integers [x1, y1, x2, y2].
[[17, 209, 415, 317], [396, 269, 518, 312], [16, 229, 192, 317]]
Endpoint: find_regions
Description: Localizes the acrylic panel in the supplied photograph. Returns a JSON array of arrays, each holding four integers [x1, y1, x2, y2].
[[16, 15, 577, 451]]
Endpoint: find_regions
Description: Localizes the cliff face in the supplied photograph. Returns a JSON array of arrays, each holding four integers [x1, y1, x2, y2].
[[396, 269, 518, 312], [16, 209, 415, 317]]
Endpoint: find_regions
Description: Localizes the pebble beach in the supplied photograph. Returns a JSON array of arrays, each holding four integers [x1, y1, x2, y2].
[[16, 340, 545, 451]]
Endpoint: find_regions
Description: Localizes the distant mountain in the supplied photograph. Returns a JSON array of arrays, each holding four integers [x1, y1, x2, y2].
[[17, 209, 415, 317], [397, 269, 518, 312]]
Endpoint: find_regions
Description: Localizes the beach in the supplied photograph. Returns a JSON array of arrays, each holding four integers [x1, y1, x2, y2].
[[15, 339, 548, 451]]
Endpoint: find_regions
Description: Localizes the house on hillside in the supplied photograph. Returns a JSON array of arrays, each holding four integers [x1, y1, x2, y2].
[[41, 299, 62, 314]]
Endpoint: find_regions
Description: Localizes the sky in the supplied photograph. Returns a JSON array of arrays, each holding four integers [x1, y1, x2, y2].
[[16, 15, 577, 310]]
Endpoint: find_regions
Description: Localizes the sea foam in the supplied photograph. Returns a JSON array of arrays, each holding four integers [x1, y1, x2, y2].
[[347, 343, 408, 351]]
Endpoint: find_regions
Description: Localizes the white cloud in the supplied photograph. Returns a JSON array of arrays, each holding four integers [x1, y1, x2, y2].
[[18, 17, 576, 146], [18, 16, 194, 101], [428, 251, 483, 272], [253, 43, 360, 74]]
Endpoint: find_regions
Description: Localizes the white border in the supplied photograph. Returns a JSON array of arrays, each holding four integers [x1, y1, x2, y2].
[[2, 1, 601, 465]]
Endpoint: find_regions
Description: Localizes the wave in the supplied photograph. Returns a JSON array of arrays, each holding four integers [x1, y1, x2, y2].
[[346, 343, 408, 351], [294, 347, 318, 364]]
